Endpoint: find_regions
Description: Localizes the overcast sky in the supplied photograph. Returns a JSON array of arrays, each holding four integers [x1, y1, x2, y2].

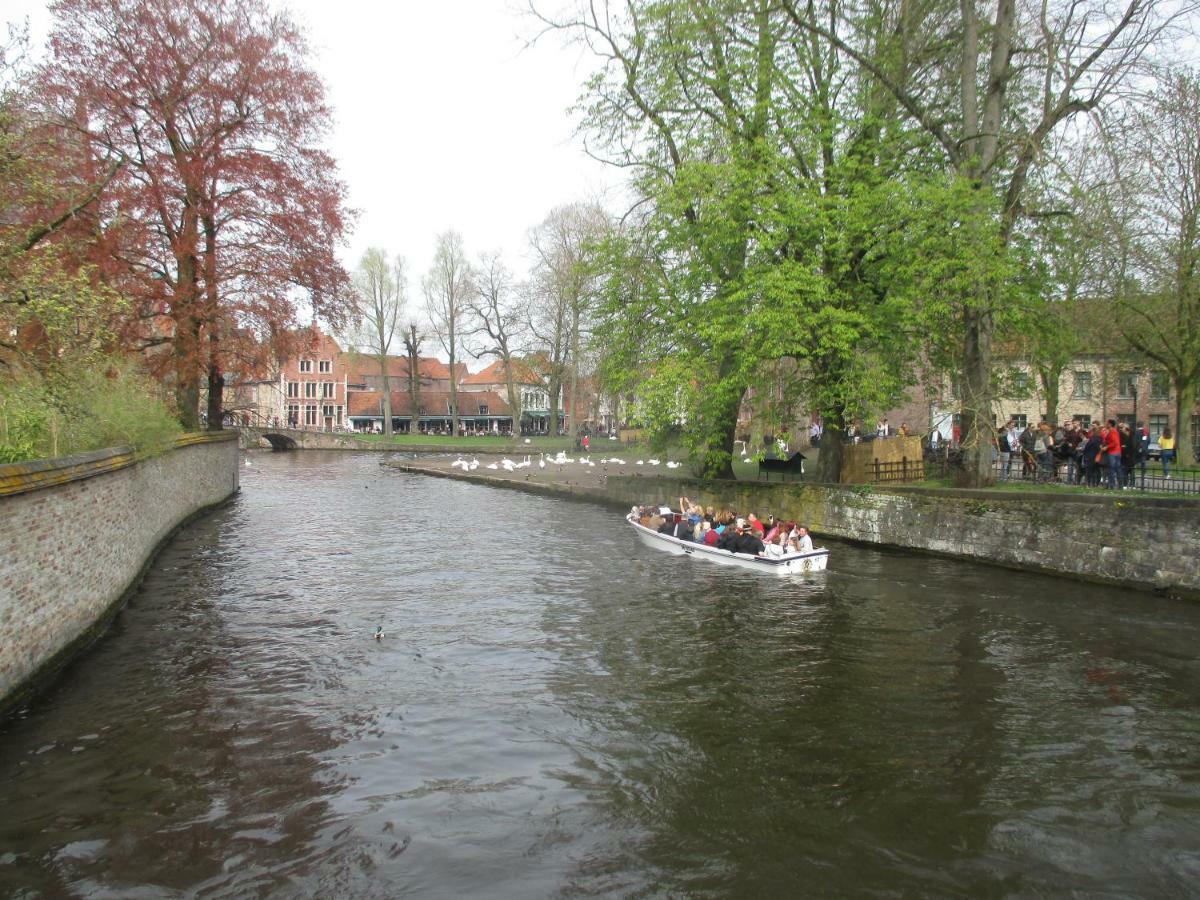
[[6, 0, 625, 302]]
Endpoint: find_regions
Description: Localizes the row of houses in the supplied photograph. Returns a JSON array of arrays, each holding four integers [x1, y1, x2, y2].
[[888, 357, 1199, 448], [226, 328, 1197, 452], [224, 329, 610, 435]]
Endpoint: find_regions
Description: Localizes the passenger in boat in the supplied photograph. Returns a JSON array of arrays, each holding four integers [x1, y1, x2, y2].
[[698, 520, 713, 543], [646, 509, 666, 531], [793, 525, 814, 553], [718, 518, 747, 550], [762, 515, 780, 543], [746, 513, 765, 536], [737, 523, 765, 555], [672, 515, 694, 540], [719, 519, 764, 554], [763, 531, 788, 558]]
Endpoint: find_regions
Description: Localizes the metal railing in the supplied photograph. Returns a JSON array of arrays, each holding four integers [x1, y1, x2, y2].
[[922, 453, 1200, 496]]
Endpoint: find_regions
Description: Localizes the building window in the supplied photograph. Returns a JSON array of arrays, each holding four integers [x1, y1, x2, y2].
[[319, 359, 332, 374], [1149, 414, 1169, 440], [478, 404, 489, 416], [1009, 370, 1031, 395], [304, 404, 318, 426], [322, 382, 335, 398], [286, 404, 299, 425], [286, 381, 299, 398], [1150, 371, 1170, 400], [1072, 371, 1092, 399], [1073, 414, 1091, 428], [1117, 413, 1136, 428], [1010, 414, 1027, 430], [322, 404, 336, 418], [1116, 371, 1137, 399], [304, 382, 317, 398], [299, 359, 313, 373]]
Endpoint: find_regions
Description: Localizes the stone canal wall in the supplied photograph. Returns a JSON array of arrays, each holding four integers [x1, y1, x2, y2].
[[389, 461, 1200, 600], [0, 432, 240, 714]]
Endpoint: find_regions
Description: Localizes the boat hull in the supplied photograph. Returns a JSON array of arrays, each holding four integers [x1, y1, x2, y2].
[[628, 515, 829, 575]]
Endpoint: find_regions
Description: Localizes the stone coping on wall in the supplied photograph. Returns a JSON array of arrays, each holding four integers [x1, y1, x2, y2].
[[881, 482, 1200, 510], [0, 430, 238, 498]]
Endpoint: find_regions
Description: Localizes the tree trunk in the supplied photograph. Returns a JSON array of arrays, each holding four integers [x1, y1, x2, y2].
[[406, 327, 421, 429], [700, 368, 745, 480], [504, 368, 520, 437], [568, 303, 581, 442], [174, 309, 201, 431], [448, 352, 459, 436], [380, 356, 393, 437], [813, 407, 846, 483], [202, 214, 222, 430], [206, 349, 224, 431], [1175, 375, 1196, 465], [547, 376, 561, 437], [1040, 367, 1060, 425], [959, 304, 996, 486]]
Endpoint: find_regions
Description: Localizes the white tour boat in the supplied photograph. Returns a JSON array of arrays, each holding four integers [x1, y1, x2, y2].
[[627, 511, 830, 575]]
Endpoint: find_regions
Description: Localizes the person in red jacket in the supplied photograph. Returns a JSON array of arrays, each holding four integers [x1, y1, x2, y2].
[[1102, 419, 1123, 489]]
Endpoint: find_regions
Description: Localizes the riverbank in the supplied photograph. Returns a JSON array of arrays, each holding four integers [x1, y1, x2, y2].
[[0, 432, 240, 716], [387, 454, 1200, 600]]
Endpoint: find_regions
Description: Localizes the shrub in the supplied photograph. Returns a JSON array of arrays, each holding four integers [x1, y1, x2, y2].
[[0, 357, 182, 463]]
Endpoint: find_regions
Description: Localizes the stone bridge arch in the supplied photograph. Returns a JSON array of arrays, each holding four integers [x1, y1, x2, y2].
[[259, 431, 297, 451]]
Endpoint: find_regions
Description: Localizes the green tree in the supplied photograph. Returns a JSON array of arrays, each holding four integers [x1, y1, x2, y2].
[[547, 1, 940, 478], [782, 0, 1176, 485], [346, 248, 406, 438], [1100, 69, 1200, 462]]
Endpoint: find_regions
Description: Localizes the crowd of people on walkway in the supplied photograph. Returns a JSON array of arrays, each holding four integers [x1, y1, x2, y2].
[[995, 419, 1179, 488], [634, 498, 815, 557]]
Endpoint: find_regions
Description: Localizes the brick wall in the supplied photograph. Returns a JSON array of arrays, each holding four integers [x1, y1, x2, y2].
[[0, 433, 239, 714]]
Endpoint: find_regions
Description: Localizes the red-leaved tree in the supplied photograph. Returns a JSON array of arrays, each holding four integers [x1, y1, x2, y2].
[[38, 0, 353, 429]]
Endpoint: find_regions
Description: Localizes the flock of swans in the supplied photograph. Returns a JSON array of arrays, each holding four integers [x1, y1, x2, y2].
[[449, 451, 683, 473]]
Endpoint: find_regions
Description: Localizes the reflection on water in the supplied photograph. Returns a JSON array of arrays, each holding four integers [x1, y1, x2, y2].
[[2, 451, 1199, 897]]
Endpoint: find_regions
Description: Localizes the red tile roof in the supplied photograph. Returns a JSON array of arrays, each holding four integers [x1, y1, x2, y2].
[[461, 358, 544, 386], [346, 390, 513, 417], [343, 354, 451, 382]]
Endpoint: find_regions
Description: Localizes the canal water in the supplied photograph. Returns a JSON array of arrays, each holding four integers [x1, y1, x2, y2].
[[2, 452, 1200, 897]]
